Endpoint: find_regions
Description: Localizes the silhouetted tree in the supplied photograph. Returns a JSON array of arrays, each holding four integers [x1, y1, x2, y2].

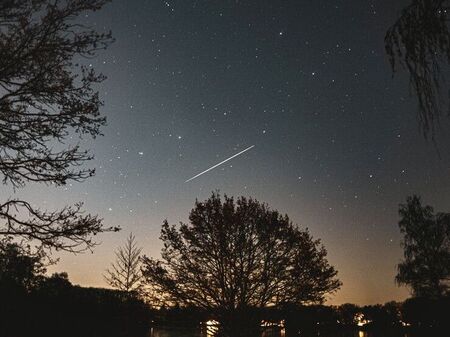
[[385, 0, 450, 138], [0, 0, 118, 253], [105, 233, 143, 294], [401, 296, 450, 329], [37, 272, 72, 293], [142, 193, 341, 337], [396, 195, 450, 297], [0, 244, 151, 336], [0, 239, 46, 291], [361, 302, 402, 329], [336, 303, 361, 326]]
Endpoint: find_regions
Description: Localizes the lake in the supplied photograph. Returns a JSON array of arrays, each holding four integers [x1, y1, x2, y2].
[[149, 327, 415, 337]]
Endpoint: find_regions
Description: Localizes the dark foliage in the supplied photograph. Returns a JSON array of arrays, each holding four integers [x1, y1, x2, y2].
[[283, 303, 338, 334], [401, 296, 450, 329], [396, 195, 450, 298], [0, 238, 46, 291], [142, 193, 341, 337], [0, 0, 118, 253], [335, 303, 360, 326], [0, 285, 152, 337], [385, 0, 450, 138], [361, 302, 403, 330], [153, 305, 208, 329], [149, 300, 450, 335], [0, 243, 151, 337]]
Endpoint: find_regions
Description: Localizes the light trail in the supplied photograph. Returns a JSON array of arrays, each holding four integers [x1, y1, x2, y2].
[[185, 145, 255, 183]]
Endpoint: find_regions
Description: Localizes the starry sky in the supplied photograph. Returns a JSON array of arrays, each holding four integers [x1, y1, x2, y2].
[[6, 0, 450, 305]]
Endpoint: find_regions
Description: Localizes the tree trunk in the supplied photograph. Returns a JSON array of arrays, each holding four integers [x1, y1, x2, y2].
[[218, 308, 261, 337]]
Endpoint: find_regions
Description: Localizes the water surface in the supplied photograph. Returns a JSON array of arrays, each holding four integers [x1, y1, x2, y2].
[[149, 327, 413, 337]]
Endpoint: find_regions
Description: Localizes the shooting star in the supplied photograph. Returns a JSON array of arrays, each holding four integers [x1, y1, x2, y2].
[[185, 145, 255, 183]]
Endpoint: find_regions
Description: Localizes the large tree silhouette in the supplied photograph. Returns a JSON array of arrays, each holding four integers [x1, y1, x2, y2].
[[142, 193, 341, 337], [386, 0, 450, 138], [0, 0, 118, 253], [396, 195, 450, 298]]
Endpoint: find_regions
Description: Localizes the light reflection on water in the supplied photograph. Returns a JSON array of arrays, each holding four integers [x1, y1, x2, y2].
[[148, 328, 402, 337], [149, 327, 203, 337]]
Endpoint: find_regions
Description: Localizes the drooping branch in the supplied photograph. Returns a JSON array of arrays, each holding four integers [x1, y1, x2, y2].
[[385, 0, 450, 138]]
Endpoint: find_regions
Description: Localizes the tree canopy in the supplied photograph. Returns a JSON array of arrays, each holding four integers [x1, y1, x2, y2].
[[396, 195, 450, 298], [142, 193, 341, 336], [0, 0, 118, 253], [0, 238, 46, 291]]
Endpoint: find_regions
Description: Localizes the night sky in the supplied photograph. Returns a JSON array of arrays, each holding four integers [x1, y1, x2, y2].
[[7, 0, 450, 305]]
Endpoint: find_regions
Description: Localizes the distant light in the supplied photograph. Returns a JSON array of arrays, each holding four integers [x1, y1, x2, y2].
[[205, 320, 219, 336], [354, 313, 371, 327], [260, 320, 285, 327]]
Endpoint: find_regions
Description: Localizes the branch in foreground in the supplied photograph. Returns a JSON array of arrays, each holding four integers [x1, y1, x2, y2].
[[0, 199, 119, 253], [385, 0, 450, 138]]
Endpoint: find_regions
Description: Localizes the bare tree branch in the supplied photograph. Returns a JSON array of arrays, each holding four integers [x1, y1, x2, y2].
[[104, 233, 143, 293], [0, 1, 117, 253], [0, 199, 119, 253]]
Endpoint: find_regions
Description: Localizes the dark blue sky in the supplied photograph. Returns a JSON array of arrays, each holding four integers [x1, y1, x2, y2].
[[9, 0, 450, 304]]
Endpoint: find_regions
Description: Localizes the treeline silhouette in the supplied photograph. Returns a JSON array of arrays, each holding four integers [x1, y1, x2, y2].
[[150, 299, 450, 335], [1, 248, 449, 337], [3, 193, 449, 337], [0, 242, 151, 337], [0, 278, 151, 337]]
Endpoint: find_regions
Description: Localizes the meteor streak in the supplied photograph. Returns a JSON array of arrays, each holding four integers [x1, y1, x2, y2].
[[185, 145, 255, 183]]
